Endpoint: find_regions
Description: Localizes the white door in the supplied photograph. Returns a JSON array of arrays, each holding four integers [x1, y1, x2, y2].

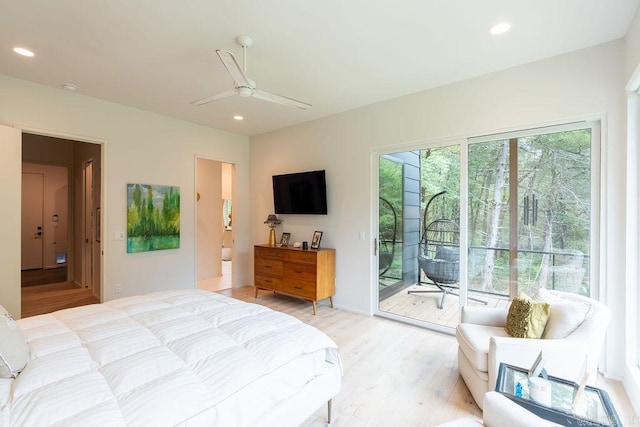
[[83, 160, 93, 288], [21, 172, 44, 270], [0, 124, 22, 318]]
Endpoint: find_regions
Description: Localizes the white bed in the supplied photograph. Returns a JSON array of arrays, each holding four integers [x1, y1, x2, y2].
[[1, 289, 342, 426]]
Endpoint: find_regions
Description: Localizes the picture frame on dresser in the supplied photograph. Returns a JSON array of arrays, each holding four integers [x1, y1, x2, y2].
[[280, 232, 291, 247], [311, 231, 323, 249]]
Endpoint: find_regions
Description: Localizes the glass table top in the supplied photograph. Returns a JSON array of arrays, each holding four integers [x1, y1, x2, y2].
[[496, 363, 622, 426]]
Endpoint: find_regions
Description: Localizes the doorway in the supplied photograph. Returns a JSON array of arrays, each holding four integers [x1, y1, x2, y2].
[[376, 121, 599, 331], [20, 133, 102, 316], [195, 158, 234, 291]]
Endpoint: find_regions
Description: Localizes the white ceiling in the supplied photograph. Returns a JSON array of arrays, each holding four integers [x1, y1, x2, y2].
[[1, 1, 638, 136]]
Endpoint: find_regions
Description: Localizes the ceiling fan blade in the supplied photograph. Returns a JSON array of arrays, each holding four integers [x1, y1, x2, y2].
[[216, 49, 251, 88], [190, 88, 237, 106], [252, 89, 311, 110]]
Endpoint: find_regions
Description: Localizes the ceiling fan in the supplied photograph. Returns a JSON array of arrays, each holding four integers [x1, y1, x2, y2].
[[192, 35, 311, 110]]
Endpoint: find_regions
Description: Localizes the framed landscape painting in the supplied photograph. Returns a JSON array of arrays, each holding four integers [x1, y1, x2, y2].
[[127, 183, 180, 253]]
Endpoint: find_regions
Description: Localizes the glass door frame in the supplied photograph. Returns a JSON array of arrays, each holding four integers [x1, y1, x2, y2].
[[372, 120, 601, 333], [373, 137, 466, 335]]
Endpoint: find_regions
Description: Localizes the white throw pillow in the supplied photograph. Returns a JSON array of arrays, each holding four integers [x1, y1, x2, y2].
[[533, 288, 592, 339], [0, 306, 29, 378]]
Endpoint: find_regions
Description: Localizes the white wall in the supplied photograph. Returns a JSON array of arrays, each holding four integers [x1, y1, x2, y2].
[[251, 40, 627, 378], [626, 7, 640, 79], [0, 74, 250, 316]]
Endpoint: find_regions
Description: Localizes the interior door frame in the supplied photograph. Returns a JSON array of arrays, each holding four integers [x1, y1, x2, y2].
[[20, 127, 105, 302], [193, 154, 235, 289]]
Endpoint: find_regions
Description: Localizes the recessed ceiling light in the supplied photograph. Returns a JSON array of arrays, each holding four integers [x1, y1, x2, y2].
[[490, 22, 511, 35], [13, 47, 35, 57], [62, 83, 78, 91], [233, 115, 244, 121]]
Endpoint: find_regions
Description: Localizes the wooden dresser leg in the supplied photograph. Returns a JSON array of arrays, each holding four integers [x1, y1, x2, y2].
[[329, 296, 334, 308], [254, 287, 259, 298], [312, 301, 317, 315]]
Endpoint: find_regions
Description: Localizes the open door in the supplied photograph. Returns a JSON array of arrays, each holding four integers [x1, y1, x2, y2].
[[0, 125, 22, 318], [82, 160, 93, 289]]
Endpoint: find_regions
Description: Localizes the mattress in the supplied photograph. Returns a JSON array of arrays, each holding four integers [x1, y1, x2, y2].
[[2, 289, 341, 426]]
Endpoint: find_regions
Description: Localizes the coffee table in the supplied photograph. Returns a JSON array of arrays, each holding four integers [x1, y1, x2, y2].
[[495, 363, 622, 426]]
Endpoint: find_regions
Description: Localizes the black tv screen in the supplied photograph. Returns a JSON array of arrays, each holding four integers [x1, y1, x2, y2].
[[273, 170, 327, 215]]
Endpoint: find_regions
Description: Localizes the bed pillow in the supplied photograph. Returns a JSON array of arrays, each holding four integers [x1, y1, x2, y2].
[[0, 305, 29, 378], [505, 292, 550, 339], [533, 287, 592, 339]]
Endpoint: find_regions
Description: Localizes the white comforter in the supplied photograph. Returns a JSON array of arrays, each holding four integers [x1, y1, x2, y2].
[[3, 289, 341, 426]]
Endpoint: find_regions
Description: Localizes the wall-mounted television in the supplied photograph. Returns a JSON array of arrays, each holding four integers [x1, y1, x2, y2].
[[272, 170, 327, 215]]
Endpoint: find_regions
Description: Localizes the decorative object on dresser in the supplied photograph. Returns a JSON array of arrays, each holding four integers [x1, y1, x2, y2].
[[263, 214, 282, 246], [254, 244, 335, 314]]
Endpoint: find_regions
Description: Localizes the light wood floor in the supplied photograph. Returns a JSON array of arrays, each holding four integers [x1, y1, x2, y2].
[[21, 282, 100, 318], [20, 283, 636, 426], [221, 286, 637, 427]]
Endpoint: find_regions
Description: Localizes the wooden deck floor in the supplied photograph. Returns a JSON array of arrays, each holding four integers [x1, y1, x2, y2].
[[379, 283, 510, 328]]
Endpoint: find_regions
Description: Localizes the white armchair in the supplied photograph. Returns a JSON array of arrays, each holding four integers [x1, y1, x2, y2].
[[456, 290, 611, 409]]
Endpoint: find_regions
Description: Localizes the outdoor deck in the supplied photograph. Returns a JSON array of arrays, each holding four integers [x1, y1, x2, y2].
[[379, 283, 510, 328]]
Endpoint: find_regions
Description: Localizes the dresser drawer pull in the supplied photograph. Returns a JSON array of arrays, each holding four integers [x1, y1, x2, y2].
[[265, 279, 272, 283], [265, 266, 272, 269], [294, 286, 302, 290]]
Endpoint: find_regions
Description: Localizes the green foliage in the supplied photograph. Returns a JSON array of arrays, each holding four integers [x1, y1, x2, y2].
[[127, 184, 180, 238], [420, 146, 460, 226], [379, 157, 404, 279]]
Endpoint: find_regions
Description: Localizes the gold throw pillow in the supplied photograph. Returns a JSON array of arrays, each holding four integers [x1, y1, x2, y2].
[[505, 292, 550, 339]]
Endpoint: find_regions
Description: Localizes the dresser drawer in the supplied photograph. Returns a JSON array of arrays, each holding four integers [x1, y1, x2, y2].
[[256, 257, 283, 276], [255, 275, 283, 291], [254, 245, 334, 314], [284, 250, 317, 264], [284, 262, 317, 282], [282, 279, 316, 299], [255, 246, 285, 260]]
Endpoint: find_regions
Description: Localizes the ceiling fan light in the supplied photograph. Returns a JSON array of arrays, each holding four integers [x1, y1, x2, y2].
[[238, 87, 252, 97]]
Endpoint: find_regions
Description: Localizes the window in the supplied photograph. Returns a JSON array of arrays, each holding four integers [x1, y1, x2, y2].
[[468, 123, 598, 298]]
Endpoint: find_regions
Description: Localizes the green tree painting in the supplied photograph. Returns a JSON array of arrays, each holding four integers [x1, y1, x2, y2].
[[127, 183, 180, 253]]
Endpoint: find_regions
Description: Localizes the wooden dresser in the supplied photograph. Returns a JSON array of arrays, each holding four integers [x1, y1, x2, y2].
[[254, 244, 335, 314]]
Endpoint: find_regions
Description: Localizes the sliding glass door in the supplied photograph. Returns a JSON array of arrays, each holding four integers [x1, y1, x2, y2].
[[376, 121, 598, 330]]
